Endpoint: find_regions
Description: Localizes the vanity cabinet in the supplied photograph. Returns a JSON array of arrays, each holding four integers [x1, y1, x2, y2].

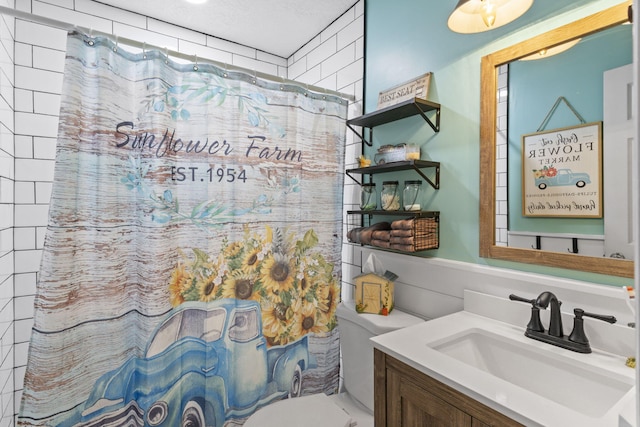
[[374, 349, 523, 427], [346, 98, 441, 253]]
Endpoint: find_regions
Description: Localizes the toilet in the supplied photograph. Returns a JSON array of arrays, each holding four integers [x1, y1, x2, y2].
[[244, 301, 424, 427]]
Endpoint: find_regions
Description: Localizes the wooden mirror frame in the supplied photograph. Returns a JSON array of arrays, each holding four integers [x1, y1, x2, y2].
[[479, 2, 634, 278]]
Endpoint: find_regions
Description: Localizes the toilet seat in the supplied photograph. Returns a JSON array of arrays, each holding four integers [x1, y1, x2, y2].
[[244, 393, 354, 427]]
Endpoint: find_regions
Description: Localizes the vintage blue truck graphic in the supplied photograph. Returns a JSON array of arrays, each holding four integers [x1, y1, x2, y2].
[[58, 299, 312, 427], [534, 168, 591, 190]]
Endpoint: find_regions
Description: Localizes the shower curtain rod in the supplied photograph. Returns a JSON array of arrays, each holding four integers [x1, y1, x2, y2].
[[0, 5, 355, 102]]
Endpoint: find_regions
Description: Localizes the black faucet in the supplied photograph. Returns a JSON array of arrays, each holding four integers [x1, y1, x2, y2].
[[534, 291, 563, 337], [509, 292, 617, 353]]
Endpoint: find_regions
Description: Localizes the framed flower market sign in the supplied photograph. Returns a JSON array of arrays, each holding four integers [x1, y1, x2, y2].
[[521, 122, 603, 218]]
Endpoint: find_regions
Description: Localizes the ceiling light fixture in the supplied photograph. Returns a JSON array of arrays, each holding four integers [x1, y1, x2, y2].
[[520, 38, 582, 61], [448, 0, 534, 34], [185, 0, 208, 4]]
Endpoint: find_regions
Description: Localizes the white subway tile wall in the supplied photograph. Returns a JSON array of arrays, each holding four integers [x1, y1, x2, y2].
[[0, 0, 13, 425], [5, 0, 364, 423], [286, 1, 364, 303], [496, 64, 508, 246]]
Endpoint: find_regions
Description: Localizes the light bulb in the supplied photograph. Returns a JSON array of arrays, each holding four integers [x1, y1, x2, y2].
[[481, 0, 497, 28], [448, 0, 533, 34]]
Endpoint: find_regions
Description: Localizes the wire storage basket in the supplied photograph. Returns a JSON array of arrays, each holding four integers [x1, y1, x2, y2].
[[389, 216, 439, 252]]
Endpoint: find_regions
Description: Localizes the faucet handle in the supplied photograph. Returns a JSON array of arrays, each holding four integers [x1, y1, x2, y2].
[[568, 308, 617, 348], [509, 294, 545, 332], [509, 294, 536, 306], [580, 310, 617, 324]]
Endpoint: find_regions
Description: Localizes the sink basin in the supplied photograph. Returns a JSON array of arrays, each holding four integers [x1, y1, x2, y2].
[[430, 328, 634, 418], [371, 308, 637, 427]]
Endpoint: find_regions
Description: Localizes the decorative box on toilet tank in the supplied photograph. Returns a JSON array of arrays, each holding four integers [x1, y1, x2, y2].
[[352, 271, 398, 315]]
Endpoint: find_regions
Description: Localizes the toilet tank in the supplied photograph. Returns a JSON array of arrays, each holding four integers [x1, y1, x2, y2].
[[336, 301, 424, 412]]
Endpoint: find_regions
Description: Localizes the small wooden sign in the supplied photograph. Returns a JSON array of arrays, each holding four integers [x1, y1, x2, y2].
[[377, 72, 432, 110]]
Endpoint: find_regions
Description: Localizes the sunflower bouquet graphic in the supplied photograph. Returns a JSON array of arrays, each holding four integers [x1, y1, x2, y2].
[[168, 226, 340, 346]]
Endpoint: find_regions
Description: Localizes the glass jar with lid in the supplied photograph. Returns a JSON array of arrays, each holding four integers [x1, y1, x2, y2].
[[380, 181, 400, 211], [360, 183, 377, 210], [403, 180, 422, 211]]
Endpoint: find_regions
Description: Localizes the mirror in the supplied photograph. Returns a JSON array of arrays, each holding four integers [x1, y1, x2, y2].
[[479, 2, 634, 278]]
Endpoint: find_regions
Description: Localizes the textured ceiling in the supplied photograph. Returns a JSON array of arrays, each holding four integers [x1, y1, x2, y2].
[[92, 0, 358, 58], [91, 0, 608, 60]]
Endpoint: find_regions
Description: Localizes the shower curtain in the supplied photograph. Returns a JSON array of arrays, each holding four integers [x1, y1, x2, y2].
[[18, 31, 346, 427]]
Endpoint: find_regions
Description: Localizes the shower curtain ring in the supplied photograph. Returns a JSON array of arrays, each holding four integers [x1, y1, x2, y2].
[[165, 47, 169, 64], [193, 54, 199, 71], [142, 42, 147, 59], [280, 76, 285, 91], [252, 70, 257, 84], [87, 28, 94, 46], [223, 63, 228, 78], [112, 35, 118, 52]]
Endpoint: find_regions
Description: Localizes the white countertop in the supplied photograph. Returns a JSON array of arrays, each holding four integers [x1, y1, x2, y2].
[[371, 292, 637, 427]]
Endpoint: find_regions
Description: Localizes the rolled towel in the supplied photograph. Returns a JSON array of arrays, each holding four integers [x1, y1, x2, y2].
[[391, 218, 415, 230], [390, 236, 415, 246], [390, 229, 414, 238], [360, 221, 391, 245], [372, 230, 391, 241], [348, 222, 391, 244], [347, 227, 361, 243], [371, 221, 392, 231], [371, 239, 391, 249]]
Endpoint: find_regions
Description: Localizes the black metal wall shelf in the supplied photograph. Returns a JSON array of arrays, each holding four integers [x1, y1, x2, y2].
[[346, 97, 441, 146], [346, 160, 440, 190], [348, 210, 439, 218]]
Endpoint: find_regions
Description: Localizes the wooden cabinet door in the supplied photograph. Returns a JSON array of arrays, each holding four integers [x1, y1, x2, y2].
[[375, 350, 523, 427], [387, 366, 472, 427]]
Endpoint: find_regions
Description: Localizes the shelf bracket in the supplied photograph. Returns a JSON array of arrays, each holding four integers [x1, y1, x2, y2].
[[346, 123, 373, 146], [414, 102, 440, 132], [345, 170, 363, 185], [412, 164, 440, 189]]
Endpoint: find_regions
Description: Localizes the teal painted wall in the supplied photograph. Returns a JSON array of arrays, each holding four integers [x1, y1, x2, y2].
[[363, 0, 631, 286], [508, 24, 632, 234]]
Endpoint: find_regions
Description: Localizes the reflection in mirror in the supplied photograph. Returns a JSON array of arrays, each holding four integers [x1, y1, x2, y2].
[[479, 2, 634, 278], [519, 39, 582, 61], [506, 24, 632, 255]]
